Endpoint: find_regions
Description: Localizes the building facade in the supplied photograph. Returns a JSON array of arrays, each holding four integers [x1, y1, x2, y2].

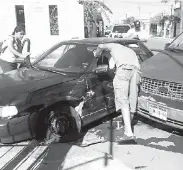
[[0, 0, 84, 56]]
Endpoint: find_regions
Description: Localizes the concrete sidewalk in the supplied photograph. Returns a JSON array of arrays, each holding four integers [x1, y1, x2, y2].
[[34, 142, 132, 170], [59, 144, 133, 170]]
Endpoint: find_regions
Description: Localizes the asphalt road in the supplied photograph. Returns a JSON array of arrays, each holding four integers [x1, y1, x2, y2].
[[0, 37, 183, 170]]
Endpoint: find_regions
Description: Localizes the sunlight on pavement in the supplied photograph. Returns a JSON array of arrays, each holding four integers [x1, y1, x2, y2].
[[150, 141, 175, 148]]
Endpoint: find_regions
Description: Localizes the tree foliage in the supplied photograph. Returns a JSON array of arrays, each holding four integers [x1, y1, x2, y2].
[[78, 0, 112, 37], [150, 13, 180, 25], [49, 5, 59, 35], [79, 0, 112, 25], [123, 16, 135, 25]]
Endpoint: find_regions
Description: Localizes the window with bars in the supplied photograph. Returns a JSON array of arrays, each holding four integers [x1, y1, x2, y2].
[[49, 5, 59, 35], [15, 5, 26, 34]]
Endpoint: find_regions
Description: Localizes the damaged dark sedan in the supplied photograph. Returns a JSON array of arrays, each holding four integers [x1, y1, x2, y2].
[[0, 38, 153, 144]]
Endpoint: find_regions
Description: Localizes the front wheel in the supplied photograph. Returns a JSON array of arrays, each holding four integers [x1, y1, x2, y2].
[[45, 105, 82, 144]]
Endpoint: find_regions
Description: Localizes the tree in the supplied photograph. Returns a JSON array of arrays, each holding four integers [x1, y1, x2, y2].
[[123, 16, 135, 25], [49, 5, 59, 35], [150, 13, 171, 37], [150, 12, 180, 37], [78, 0, 113, 37]]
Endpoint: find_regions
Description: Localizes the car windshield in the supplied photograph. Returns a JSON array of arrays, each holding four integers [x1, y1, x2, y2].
[[112, 25, 130, 33], [168, 32, 183, 50], [34, 43, 96, 73]]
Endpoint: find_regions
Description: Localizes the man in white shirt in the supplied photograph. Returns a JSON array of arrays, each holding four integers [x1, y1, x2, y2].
[[124, 20, 147, 41], [94, 43, 141, 143]]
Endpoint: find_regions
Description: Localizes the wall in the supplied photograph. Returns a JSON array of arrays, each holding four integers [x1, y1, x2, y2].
[[0, 0, 84, 57]]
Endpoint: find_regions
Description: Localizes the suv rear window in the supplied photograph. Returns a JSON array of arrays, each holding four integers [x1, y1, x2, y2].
[[112, 25, 130, 33]]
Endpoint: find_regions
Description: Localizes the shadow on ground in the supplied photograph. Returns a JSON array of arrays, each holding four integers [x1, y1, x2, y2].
[[75, 114, 183, 154], [31, 141, 113, 170], [136, 135, 183, 154], [135, 115, 183, 154]]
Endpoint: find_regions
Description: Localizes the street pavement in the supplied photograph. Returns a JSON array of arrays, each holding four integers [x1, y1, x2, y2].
[[0, 116, 183, 170], [144, 37, 173, 51], [0, 36, 182, 170], [85, 116, 183, 170]]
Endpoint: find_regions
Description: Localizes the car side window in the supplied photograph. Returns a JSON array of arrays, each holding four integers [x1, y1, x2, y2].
[[97, 52, 109, 66], [96, 51, 116, 69]]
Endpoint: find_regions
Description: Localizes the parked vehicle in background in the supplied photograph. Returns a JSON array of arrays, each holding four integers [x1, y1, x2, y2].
[[0, 37, 153, 144], [108, 24, 131, 38], [138, 32, 183, 131], [104, 26, 112, 37], [104, 29, 111, 37]]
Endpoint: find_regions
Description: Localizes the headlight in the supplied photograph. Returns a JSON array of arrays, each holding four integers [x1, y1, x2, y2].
[[0, 106, 18, 118]]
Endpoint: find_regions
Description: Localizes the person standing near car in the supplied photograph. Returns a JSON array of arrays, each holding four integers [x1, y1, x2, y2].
[[0, 25, 30, 73], [94, 43, 141, 143], [124, 20, 148, 41], [124, 20, 141, 40]]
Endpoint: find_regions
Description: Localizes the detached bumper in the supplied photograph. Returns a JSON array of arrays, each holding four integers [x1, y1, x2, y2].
[[0, 112, 38, 144]]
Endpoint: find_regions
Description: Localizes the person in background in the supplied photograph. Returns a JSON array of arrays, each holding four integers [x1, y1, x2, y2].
[[0, 25, 30, 73], [124, 20, 141, 40], [94, 43, 141, 143], [124, 20, 148, 41], [84, 26, 89, 38]]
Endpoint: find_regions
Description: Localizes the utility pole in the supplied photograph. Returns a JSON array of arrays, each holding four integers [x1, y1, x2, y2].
[[138, 6, 140, 17], [180, 1, 183, 33]]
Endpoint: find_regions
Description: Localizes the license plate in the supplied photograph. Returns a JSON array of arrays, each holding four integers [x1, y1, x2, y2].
[[149, 103, 168, 121]]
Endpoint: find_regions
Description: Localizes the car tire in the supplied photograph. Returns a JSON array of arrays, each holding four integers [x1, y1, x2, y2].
[[40, 105, 82, 144]]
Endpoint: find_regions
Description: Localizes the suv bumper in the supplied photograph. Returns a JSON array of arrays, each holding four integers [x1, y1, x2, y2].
[[138, 96, 183, 130], [0, 112, 38, 144]]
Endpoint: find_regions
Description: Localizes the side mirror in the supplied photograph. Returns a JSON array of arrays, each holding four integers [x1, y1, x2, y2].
[[164, 43, 170, 50], [95, 64, 109, 74]]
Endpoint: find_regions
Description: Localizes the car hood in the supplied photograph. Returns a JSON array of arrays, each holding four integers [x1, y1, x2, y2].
[[141, 50, 183, 83], [0, 68, 79, 105]]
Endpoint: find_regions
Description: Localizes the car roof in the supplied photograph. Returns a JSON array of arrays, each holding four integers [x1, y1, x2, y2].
[[63, 37, 138, 45]]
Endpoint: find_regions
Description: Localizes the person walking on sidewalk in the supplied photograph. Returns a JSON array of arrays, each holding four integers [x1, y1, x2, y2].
[[0, 25, 30, 73], [94, 43, 141, 143]]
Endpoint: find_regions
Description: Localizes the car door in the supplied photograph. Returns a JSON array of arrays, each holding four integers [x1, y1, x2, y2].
[[94, 52, 116, 114], [80, 72, 109, 124]]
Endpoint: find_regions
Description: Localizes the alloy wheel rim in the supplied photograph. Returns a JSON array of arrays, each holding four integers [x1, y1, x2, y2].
[[49, 113, 71, 138]]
